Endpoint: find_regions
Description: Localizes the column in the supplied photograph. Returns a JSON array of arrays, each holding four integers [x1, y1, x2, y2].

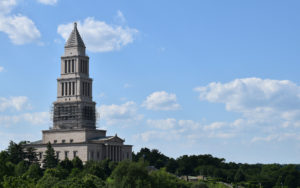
[[106, 145, 108, 159], [114, 146, 117, 161], [119, 146, 122, 161], [114, 146, 116, 161]]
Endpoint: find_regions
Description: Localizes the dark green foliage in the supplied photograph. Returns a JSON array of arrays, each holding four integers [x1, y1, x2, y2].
[[0, 143, 300, 187], [24, 163, 43, 180], [25, 147, 38, 165], [166, 158, 178, 174], [234, 168, 246, 182], [109, 160, 152, 187], [84, 161, 106, 180], [15, 161, 29, 176], [42, 142, 58, 169], [7, 141, 26, 164], [0, 151, 13, 182], [72, 156, 83, 169], [59, 158, 73, 173], [2, 176, 35, 188], [150, 168, 189, 188], [191, 182, 209, 188], [133, 148, 169, 169], [36, 173, 60, 188]]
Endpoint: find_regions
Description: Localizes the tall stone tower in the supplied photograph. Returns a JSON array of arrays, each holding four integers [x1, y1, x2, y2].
[[28, 23, 132, 163], [53, 23, 96, 129]]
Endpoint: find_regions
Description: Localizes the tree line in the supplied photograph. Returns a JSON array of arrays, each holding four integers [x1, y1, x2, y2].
[[0, 141, 299, 187], [133, 148, 300, 187]]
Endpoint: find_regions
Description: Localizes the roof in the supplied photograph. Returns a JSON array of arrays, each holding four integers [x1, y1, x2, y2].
[[65, 22, 85, 48], [89, 135, 125, 142], [89, 136, 113, 141], [28, 140, 42, 144]]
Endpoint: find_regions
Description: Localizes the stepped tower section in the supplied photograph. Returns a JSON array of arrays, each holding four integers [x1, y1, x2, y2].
[[53, 23, 96, 129]]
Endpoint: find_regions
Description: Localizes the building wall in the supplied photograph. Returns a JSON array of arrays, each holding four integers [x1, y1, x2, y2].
[[34, 145, 88, 162], [43, 130, 87, 144], [123, 145, 132, 160]]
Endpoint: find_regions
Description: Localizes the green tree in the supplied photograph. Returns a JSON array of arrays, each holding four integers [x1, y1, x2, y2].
[[24, 163, 43, 181], [42, 142, 58, 169], [166, 158, 178, 174], [109, 160, 151, 188], [84, 161, 106, 180], [234, 168, 246, 182], [36, 173, 60, 188], [15, 161, 29, 176], [7, 141, 26, 164], [2, 176, 35, 188], [59, 158, 73, 173], [25, 147, 38, 164], [72, 156, 83, 169], [150, 168, 189, 188]]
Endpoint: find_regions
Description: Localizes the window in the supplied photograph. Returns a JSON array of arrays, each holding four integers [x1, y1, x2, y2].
[[61, 83, 64, 96], [70, 139, 73, 143], [62, 139, 65, 143], [127, 152, 129, 159], [54, 140, 57, 143], [65, 82, 68, 96], [65, 60, 67, 73], [97, 152, 100, 159], [68, 60, 71, 73], [56, 151, 60, 159], [69, 82, 71, 95], [72, 82, 75, 95], [82, 82, 85, 96], [73, 151, 77, 158], [72, 60, 74, 72], [65, 151, 69, 159], [87, 83, 90, 97], [80, 60, 83, 73]]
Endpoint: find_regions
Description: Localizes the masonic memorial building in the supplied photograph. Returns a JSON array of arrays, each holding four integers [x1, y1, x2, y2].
[[28, 23, 132, 163]]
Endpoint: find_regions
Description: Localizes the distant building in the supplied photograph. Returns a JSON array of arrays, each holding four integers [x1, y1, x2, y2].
[[28, 23, 132, 162]]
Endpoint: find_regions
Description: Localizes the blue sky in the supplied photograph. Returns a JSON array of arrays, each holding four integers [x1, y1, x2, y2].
[[1, 0, 300, 163]]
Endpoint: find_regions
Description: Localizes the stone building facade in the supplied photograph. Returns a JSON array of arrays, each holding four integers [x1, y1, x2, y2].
[[28, 23, 132, 162]]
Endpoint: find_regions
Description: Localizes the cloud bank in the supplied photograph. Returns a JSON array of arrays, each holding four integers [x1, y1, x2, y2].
[[57, 15, 138, 52]]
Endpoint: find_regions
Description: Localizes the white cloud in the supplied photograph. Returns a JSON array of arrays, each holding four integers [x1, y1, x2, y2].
[[0, 0, 16, 15], [0, 96, 30, 111], [135, 130, 182, 142], [195, 78, 300, 128], [37, 0, 58, 5], [142, 91, 180, 111], [203, 122, 226, 130], [251, 133, 300, 143], [97, 101, 143, 125], [178, 119, 201, 130], [0, 15, 41, 45], [115, 10, 126, 24], [0, 0, 41, 45], [0, 66, 4, 72], [147, 118, 176, 130], [0, 112, 50, 127], [57, 17, 138, 52]]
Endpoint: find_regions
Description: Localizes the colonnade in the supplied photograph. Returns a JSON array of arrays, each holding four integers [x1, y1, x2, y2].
[[106, 145, 122, 162]]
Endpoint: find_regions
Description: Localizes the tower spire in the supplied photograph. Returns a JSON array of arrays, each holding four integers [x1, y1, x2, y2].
[[65, 22, 85, 48]]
